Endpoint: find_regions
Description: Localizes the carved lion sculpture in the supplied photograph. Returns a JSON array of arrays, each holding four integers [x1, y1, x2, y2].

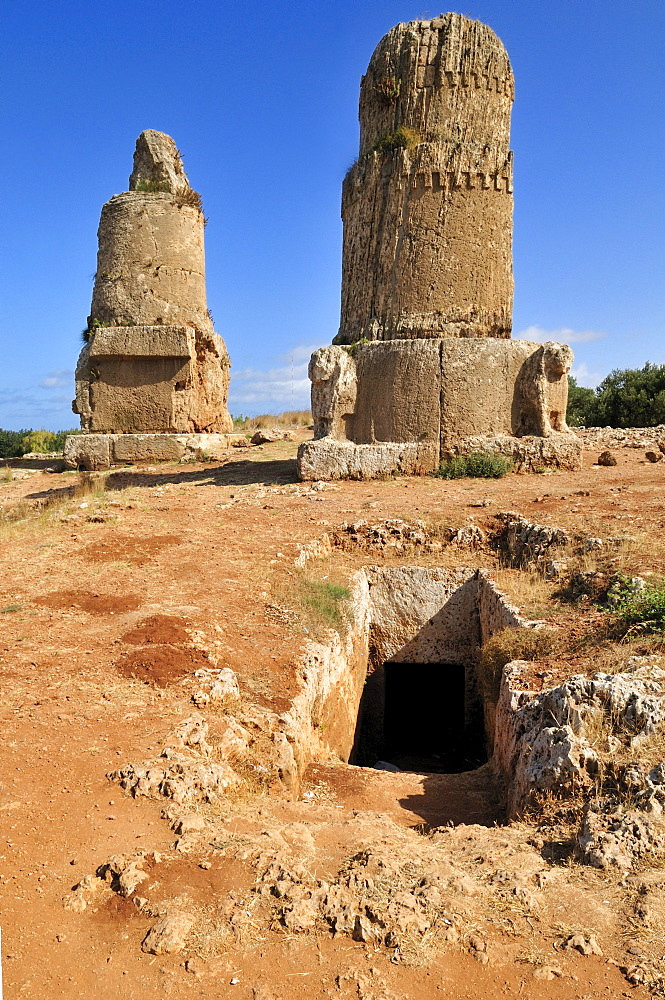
[[309, 347, 357, 440], [515, 342, 573, 437]]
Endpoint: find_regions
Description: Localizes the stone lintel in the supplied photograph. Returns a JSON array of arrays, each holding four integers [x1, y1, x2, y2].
[[88, 326, 194, 359]]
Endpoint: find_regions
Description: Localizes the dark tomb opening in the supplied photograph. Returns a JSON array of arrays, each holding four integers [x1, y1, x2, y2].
[[351, 659, 488, 774]]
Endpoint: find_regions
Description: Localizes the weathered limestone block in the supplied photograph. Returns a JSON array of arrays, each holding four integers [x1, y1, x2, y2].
[[353, 340, 440, 444], [442, 432, 581, 472], [72, 130, 232, 438], [64, 432, 245, 470], [336, 14, 514, 344], [439, 340, 572, 447], [74, 325, 231, 434], [297, 438, 438, 481]]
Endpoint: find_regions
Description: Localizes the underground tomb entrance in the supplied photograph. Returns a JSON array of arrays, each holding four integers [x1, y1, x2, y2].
[[325, 566, 528, 775], [353, 659, 484, 774]]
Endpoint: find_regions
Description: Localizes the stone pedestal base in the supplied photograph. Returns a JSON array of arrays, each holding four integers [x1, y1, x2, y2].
[[441, 432, 582, 473], [64, 432, 247, 470], [297, 439, 439, 481], [297, 432, 581, 481], [300, 336, 581, 480]]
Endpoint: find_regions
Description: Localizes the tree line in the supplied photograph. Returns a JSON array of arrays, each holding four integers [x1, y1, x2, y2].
[[567, 363, 665, 428], [0, 429, 77, 459]]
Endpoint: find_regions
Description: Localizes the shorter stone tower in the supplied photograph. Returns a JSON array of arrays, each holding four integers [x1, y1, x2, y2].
[[67, 131, 235, 468]]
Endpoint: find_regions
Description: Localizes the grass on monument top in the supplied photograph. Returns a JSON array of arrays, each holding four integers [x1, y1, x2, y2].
[[436, 452, 513, 479], [373, 125, 422, 154]]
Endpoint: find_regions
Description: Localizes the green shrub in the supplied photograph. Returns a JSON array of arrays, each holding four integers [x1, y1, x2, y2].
[[566, 376, 596, 427], [436, 452, 512, 479], [0, 428, 80, 458], [479, 627, 557, 702], [134, 179, 171, 194], [23, 429, 79, 454], [344, 337, 372, 358], [567, 363, 665, 428], [373, 76, 401, 104], [610, 578, 665, 638]]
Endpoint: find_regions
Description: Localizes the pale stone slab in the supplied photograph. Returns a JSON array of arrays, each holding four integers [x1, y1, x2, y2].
[[353, 340, 441, 444], [64, 433, 246, 470], [297, 438, 439, 481]]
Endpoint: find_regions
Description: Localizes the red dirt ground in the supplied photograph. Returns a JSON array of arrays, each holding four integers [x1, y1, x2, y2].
[[0, 438, 662, 998]]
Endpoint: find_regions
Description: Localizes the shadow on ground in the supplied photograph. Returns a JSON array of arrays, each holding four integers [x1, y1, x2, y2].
[[1, 457, 66, 471], [397, 764, 504, 828], [104, 458, 299, 491]]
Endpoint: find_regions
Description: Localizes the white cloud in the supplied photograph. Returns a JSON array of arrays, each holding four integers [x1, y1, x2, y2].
[[39, 368, 73, 388], [228, 343, 323, 414], [570, 363, 605, 389], [515, 325, 606, 345]]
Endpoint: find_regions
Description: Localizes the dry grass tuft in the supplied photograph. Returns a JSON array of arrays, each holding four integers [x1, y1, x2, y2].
[[232, 410, 311, 431], [479, 627, 558, 703]]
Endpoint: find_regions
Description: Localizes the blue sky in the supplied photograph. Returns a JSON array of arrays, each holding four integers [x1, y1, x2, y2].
[[0, 0, 663, 429]]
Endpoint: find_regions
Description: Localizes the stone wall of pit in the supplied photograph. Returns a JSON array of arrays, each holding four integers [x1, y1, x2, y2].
[[282, 566, 532, 775]]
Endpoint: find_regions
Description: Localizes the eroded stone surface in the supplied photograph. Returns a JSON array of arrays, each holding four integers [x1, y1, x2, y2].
[[63, 432, 243, 469], [337, 14, 514, 344], [495, 656, 665, 836], [72, 130, 232, 436], [129, 129, 190, 195], [299, 340, 579, 479]]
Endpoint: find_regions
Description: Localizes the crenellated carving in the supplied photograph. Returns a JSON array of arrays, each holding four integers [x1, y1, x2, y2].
[[337, 13, 514, 345]]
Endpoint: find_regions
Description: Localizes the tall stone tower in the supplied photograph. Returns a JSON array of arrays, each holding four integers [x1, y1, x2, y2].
[[299, 16, 581, 479], [337, 14, 514, 344], [67, 131, 236, 469]]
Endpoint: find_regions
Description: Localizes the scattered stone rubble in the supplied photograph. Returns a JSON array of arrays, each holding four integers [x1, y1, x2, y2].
[[495, 513, 637, 590], [250, 428, 297, 445], [576, 426, 665, 450], [108, 714, 239, 804], [495, 512, 570, 571], [64, 796, 615, 971], [295, 518, 492, 569], [191, 666, 241, 709]]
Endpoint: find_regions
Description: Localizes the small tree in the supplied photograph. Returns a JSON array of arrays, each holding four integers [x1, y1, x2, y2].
[[566, 376, 596, 426], [566, 364, 665, 428]]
